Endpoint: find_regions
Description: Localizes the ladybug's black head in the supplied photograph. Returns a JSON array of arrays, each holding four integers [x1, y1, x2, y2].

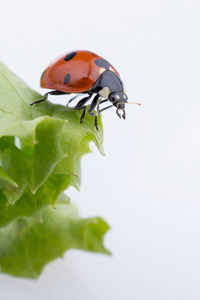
[[109, 91, 128, 119]]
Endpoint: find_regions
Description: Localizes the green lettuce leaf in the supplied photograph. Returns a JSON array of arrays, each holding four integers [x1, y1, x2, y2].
[[0, 204, 110, 279], [0, 62, 109, 278]]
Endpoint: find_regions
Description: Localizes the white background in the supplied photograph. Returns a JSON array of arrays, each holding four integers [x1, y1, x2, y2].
[[1, 0, 200, 299]]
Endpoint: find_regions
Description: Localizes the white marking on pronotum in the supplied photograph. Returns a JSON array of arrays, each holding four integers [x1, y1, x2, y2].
[[123, 84, 127, 94], [99, 67, 106, 75], [109, 66, 116, 73], [116, 95, 120, 100], [99, 87, 111, 98]]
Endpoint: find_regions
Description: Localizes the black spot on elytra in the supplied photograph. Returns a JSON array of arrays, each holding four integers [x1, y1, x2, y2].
[[64, 52, 77, 61], [94, 59, 110, 70], [64, 74, 71, 84]]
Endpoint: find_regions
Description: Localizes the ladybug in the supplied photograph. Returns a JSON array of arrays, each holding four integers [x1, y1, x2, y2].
[[31, 50, 138, 129]]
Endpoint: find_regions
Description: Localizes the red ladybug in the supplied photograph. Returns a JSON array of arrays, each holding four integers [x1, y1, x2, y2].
[[31, 50, 130, 129]]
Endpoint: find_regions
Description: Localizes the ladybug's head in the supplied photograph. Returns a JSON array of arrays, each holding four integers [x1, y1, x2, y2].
[[109, 91, 128, 119]]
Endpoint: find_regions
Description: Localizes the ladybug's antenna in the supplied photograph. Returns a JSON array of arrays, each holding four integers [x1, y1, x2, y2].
[[126, 102, 141, 106]]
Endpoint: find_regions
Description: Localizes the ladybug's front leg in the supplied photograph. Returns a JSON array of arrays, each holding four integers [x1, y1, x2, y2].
[[97, 99, 113, 114], [74, 94, 93, 124], [97, 99, 108, 112], [88, 94, 101, 130]]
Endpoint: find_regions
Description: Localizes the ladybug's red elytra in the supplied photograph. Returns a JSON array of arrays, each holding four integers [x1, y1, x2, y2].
[[31, 50, 132, 129]]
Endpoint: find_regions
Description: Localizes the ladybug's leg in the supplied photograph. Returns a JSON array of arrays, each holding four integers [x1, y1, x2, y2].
[[98, 104, 113, 113], [97, 99, 113, 114], [30, 92, 49, 106], [67, 92, 93, 106], [97, 99, 109, 113], [67, 95, 79, 106], [48, 91, 70, 96], [74, 94, 93, 123], [88, 95, 100, 116], [30, 91, 70, 106], [88, 94, 100, 130]]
